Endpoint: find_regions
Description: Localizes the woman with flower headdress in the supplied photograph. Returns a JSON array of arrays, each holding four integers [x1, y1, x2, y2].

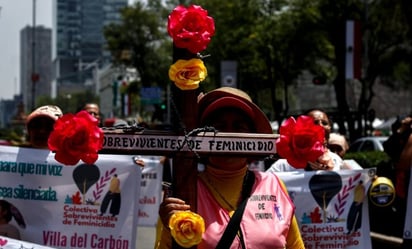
[[155, 87, 304, 249], [267, 108, 361, 172]]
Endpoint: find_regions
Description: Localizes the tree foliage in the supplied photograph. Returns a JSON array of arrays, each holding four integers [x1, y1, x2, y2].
[[102, 0, 412, 139], [103, 1, 172, 87]]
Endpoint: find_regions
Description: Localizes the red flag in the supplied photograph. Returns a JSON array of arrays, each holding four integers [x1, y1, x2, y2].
[[345, 20, 362, 80]]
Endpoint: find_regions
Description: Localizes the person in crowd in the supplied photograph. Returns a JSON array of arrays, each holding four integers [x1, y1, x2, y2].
[[383, 115, 412, 200], [267, 108, 346, 172], [0, 200, 21, 240], [328, 133, 363, 169], [397, 135, 412, 249], [24, 105, 63, 149], [328, 133, 349, 159], [385, 115, 412, 249], [81, 103, 101, 125], [155, 87, 304, 249]]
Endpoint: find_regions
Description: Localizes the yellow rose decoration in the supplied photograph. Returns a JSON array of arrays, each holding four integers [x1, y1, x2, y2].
[[169, 58, 208, 90], [169, 210, 205, 248]]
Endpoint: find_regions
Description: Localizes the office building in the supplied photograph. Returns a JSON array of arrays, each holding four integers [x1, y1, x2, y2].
[[53, 0, 128, 95], [20, 25, 52, 112]]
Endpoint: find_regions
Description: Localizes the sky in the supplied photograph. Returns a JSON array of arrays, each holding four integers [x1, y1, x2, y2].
[[0, 0, 53, 100], [0, 0, 137, 100]]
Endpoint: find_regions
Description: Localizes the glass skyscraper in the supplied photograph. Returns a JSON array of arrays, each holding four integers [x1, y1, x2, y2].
[[53, 0, 128, 92]]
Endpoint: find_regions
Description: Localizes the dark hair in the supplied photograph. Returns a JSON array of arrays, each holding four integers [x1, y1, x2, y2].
[[76, 102, 99, 113], [303, 108, 333, 125], [0, 200, 13, 222]]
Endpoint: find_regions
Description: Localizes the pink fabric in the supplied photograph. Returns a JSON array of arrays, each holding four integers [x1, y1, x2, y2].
[[197, 171, 295, 249]]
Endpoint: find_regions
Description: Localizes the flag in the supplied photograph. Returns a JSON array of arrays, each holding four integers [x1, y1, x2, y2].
[[345, 20, 362, 80]]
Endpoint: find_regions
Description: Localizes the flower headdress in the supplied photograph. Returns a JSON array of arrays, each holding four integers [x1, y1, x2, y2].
[[167, 5, 215, 90], [48, 110, 103, 166], [276, 115, 326, 168]]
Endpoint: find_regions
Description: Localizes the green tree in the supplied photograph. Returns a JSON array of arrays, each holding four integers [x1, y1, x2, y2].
[[193, 0, 334, 121], [315, 0, 412, 139], [255, 0, 334, 123], [103, 1, 171, 87], [101, 0, 412, 139]]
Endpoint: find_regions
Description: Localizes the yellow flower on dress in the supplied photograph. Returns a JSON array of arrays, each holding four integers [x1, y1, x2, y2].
[[169, 210, 205, 248], [169, 58, 207, 90]]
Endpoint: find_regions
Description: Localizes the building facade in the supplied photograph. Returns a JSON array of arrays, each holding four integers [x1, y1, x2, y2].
[[52, 0, 128, 96], [20, 26, 52, 112]]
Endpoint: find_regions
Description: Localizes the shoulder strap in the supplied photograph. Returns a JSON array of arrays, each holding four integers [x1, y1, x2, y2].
[[215, 171, 255, 249]]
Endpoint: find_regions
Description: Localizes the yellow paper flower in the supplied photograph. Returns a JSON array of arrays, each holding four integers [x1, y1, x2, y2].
[[169, 210, 205, 248], [169, 58, 207, 90]]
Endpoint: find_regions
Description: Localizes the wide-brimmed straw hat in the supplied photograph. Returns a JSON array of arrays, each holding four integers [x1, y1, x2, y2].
[[197, 87, 272, 134], [26, 105, 63, 127]]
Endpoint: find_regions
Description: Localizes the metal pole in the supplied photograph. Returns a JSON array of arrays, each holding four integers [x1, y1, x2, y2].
[[31, 0, 36, 110]]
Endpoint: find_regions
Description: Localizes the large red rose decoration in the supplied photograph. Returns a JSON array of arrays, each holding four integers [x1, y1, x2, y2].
[[167, 5, 215, 54], [48, 110, 103, 165], [276, 115, 326, 168]]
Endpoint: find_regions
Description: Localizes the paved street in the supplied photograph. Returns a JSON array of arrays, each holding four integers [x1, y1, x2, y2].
[[136, 226, 157, 249], [135, 226, 404, 249]]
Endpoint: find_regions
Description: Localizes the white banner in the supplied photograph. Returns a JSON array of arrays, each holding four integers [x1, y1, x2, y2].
[[0, 145, 141, 249], [136, 156, 163, 226], [0, 236, 56, 249], [404, 170, 412, 239], [276, 169, 375, 249]]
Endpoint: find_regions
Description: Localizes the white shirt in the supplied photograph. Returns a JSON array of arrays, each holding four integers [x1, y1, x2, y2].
[[266, 150, 354, 173]]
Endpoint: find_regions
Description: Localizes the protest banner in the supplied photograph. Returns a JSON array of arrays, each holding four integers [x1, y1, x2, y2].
[[136, 156, 163, 226], [0, 145, 141, 249], [0, 235, 56, 249], [276, 169, 375, 249]]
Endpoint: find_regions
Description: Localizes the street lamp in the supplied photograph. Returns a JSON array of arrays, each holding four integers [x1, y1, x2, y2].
[[31, 0, 38, 111]]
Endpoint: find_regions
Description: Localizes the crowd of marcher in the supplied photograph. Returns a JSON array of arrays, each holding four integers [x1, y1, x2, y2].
[[1, 91, 411, 249]]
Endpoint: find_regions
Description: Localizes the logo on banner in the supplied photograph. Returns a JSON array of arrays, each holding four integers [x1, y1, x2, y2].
[[63, 164, 121, 224], [279, 170, 374, 248], [49, 164, 128, 248]]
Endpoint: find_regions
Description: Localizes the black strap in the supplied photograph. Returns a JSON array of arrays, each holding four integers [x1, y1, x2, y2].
[[215, 171, 255, 249]]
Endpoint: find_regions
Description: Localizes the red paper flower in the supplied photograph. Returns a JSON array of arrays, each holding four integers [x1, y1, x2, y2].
[[276, 115, 326, 168], [48, 110, 103, 165], [168, 5, 215, 54]]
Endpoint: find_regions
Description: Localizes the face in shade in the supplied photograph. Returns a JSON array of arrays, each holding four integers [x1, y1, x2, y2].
[[203, 107, 254, 170], [27, 116, 55, 148], [83, 103, 100, 121], [26, 105, 62, 149], [306, 110, 331, 141]]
